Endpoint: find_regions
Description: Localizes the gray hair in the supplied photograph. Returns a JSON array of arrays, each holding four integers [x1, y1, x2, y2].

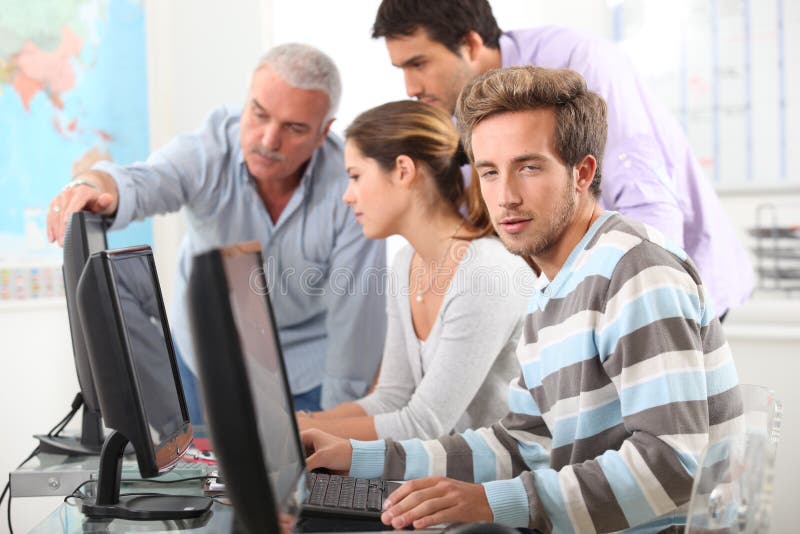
[[256, 43, 342, 125]]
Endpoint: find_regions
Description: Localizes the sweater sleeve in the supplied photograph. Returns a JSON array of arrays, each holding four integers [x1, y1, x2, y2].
[[349, 372, 552, 524]]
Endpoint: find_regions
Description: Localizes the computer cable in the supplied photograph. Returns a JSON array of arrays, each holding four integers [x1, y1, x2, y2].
[[2, 445, 41, 534], [0, 480, 8, 531], [46, 392, 84, 438], [64, 474, 224, 505]]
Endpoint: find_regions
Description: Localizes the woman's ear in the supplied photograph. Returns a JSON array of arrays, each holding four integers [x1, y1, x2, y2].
[[394, 155, 418, 188]]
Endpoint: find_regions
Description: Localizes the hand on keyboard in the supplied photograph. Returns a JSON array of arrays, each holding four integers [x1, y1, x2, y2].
[[381, 477, 493, 530], [301, 429, 352, 474]]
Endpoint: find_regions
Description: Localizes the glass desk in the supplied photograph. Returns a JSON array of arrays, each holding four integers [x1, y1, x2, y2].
[[31, 491, 443, 533], [10, 452, 207, 498], [31, 498, 430, 533], [18, 448, 440, 533], [33, 505, 226, 533]]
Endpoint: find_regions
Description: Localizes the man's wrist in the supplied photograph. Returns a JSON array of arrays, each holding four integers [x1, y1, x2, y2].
[[63, 178, 101, 192]]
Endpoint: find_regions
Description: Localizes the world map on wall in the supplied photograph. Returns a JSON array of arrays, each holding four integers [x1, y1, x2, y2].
[[0, 0, 151, 261]]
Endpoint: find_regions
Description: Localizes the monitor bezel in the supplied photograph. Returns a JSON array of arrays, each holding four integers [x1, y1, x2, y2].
[[188, 242, 305, 533], [80, 246, 192, 477]]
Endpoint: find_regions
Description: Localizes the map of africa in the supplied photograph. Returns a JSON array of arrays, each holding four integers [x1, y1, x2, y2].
[[0, 0, 151, 260]]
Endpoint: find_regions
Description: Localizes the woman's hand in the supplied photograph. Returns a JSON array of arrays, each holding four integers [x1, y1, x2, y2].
[[301, 428, 353, 475]]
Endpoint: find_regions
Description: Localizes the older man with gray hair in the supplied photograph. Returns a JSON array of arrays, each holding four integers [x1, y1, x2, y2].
[[46, 43, 387, 416]]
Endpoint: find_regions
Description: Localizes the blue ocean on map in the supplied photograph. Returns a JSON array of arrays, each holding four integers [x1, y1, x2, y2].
[[0, 0, 151, 259]]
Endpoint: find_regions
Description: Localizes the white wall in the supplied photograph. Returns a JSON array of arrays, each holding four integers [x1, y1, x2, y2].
[[0, 300, 77, 534], [1, 1, 798, 532], [718, 190, 800, 533]]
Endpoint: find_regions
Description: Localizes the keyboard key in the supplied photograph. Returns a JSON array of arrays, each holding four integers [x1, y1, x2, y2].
[[338, 477, 355, 508], [367, 485, 382, 511], [308, 475, 329, 506], [353, 479, 369, 510], [323, 475, 342, 507]]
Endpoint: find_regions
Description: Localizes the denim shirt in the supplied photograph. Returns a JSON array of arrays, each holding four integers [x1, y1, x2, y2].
[[96, 105, 387, 408]]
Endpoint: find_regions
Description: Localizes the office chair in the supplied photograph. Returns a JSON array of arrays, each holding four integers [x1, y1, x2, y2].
[[685, 384, 782, 533]]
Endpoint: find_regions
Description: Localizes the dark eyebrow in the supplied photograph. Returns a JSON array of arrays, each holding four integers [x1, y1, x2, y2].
[[474, 153, 548, 169], [512, 153, 548, 165], [394, 54, 426, 68]]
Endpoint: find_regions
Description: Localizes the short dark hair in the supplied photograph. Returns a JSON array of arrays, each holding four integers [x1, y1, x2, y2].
[[456, 66, 607, 197], [372, 0, 502, 54]]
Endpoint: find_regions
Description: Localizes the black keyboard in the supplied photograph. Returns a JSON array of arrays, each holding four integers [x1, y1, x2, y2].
[[304, 472, 386, 513]]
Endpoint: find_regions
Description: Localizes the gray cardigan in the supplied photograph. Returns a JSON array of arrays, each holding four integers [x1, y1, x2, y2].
[[356, 237, 535, 439]]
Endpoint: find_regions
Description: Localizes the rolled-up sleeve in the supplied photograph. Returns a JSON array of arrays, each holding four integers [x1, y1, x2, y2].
[[94, 106, 234, 231]]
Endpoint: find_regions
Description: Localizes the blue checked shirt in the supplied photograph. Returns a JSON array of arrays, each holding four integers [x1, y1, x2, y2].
[[96, 105, 387, 408]]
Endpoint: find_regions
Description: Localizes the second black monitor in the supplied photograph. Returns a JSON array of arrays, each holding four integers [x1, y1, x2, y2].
[[77, 246, 210, 519]]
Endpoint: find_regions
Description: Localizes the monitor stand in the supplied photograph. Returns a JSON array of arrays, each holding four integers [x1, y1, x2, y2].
[[81, 431, 212, 520], [35, 408, 104, 455]]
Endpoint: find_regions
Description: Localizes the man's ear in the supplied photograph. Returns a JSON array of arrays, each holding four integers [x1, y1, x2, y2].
[[317, 118, 334, 146], [460, 30, 485, 63], [573, 154, 598, 194], [394, 154, 417, 188]]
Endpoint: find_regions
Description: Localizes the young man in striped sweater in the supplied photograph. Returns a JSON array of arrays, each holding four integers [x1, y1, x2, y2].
[[302, 66, 743, 532]]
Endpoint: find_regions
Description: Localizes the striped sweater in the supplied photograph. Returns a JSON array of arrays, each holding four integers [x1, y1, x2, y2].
[[349, 212, 743, 533]]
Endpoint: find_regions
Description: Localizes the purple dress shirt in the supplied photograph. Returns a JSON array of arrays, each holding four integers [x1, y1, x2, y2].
[[500, 26, 754, 315]]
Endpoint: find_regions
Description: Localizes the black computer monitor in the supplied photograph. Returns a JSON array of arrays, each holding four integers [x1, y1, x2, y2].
[[76, 245, 211, 520], [36, 211, 107, 455], [187, 242, 304, 533]]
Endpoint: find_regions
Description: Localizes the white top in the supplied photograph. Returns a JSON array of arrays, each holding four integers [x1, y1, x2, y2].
[[357, 237, 536, 439]]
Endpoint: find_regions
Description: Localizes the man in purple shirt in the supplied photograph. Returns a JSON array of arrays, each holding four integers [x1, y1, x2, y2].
[[372, 0, 753, 318]]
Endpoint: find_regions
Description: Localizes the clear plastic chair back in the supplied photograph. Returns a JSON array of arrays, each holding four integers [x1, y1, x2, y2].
[[685, 384, 782, 533]]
